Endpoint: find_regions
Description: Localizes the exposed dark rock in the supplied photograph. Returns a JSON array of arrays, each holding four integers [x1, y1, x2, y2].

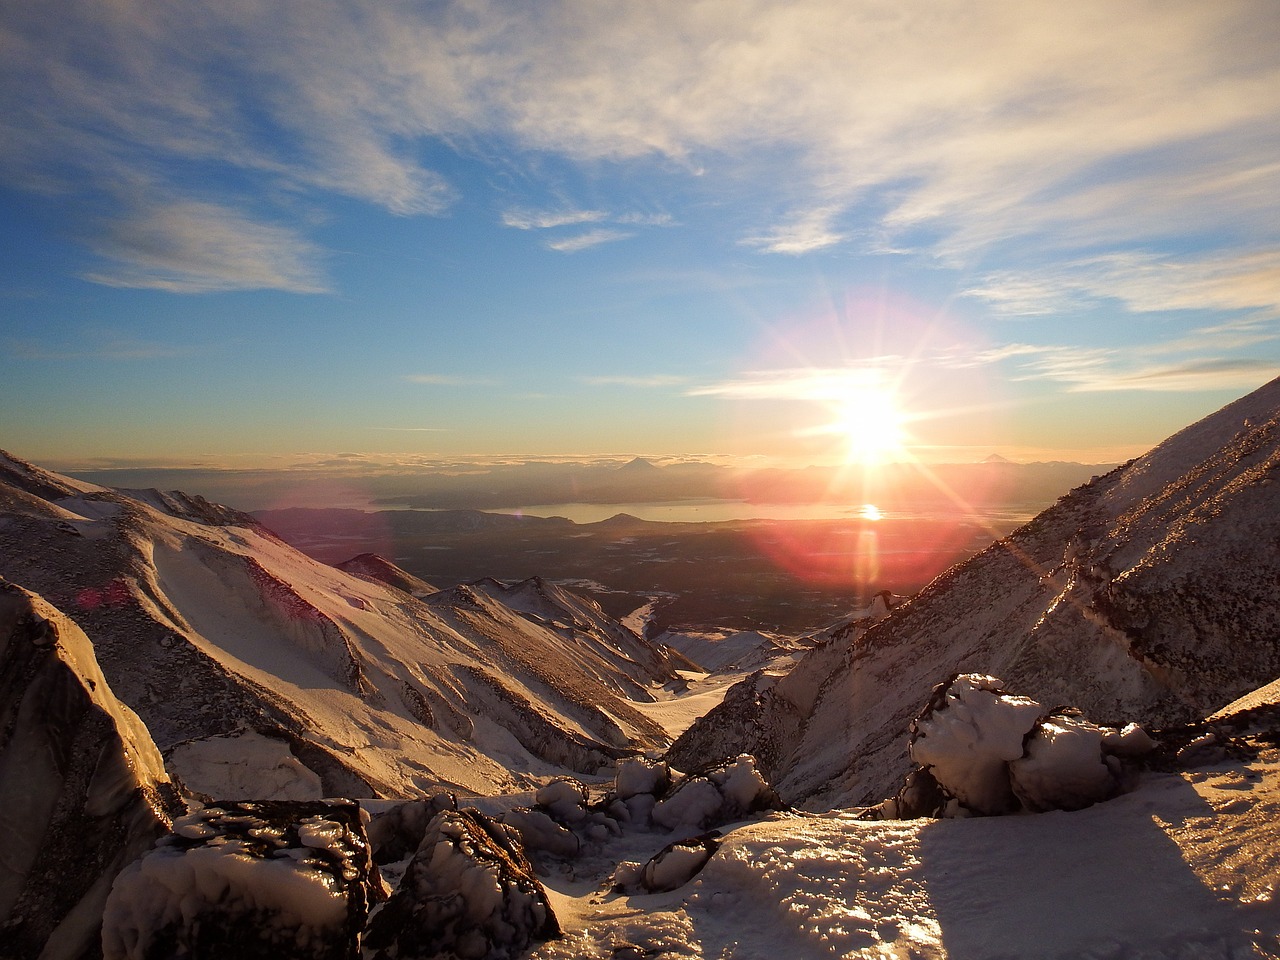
[[363, 809, 559, 960], [367, 793, 458, 865]]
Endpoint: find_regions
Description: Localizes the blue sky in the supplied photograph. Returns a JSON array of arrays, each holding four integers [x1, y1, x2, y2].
[[3, 0, 1279, 469]]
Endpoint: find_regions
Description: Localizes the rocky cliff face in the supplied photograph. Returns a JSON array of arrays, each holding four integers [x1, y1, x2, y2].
[[669, 377, 1280, 809], [0, 581, 183, 959]]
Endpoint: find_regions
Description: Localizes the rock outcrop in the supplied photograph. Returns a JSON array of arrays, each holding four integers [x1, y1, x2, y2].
[[102, 800, 384, 960], [0, 580, 182, 960]]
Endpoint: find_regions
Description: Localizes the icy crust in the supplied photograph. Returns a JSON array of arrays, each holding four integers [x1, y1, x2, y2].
[[102, 800, 382, 960], [363, 809, 560, 960], [0, 581, 182, 960], [878, 674, 1154, 819]]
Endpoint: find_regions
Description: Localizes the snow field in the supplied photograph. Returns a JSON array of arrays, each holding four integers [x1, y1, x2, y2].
[[531, 752, 1280, 959]]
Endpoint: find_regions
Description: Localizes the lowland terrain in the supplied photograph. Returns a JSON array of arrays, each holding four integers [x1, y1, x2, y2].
[[252, 508, 1035, 634]]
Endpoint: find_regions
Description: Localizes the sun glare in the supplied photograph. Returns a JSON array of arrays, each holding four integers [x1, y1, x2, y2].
[[825, 381, 910, 466]]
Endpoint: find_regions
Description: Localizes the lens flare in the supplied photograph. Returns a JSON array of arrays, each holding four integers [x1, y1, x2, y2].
[[716, 285, 1015, 596]]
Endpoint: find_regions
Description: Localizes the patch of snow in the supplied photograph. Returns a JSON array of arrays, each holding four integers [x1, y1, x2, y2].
[[167, 731, 323, 801]]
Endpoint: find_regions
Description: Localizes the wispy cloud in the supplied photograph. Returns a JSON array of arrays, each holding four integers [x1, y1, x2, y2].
[[402, 373, 493, 386], [545, 229, 631, 253], [689, 365, 899, 402], [501, 208, 607, 230], [582, 374, 688, 388], [501, 207, 672, 249], [967, 249, 1280, 318], [82, 199, 329, 294], [972, 338, 1280, 393], [742, 207, 847, 255]]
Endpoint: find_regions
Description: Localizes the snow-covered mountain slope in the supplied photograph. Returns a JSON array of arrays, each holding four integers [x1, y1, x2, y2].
[[0, 452, 687, 800], [335, 553, 437, 598], [0, 580, 183, 958], [670, 376, 1280, 809]]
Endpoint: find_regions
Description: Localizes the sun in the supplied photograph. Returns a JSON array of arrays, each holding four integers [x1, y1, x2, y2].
[[823, 380, 910, 466]]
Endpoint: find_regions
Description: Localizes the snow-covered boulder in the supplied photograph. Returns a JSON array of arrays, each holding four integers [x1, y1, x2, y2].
[[614, 757, 670, 800], [535, 778, 589, 824], [102, 799, 383, 960], [909, 674, 1044, 815], [0, 581, 183, 959], [1009, 713, 1122, 812], [652, 756, 782, 834], [896, 674, 1155, 818], [501, 807, 582, 859], [363, 809, 560, 960]]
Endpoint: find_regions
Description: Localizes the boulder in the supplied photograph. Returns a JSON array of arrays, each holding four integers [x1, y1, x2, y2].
[[363, 809, 560, 960], [101, 800, 384, 960]]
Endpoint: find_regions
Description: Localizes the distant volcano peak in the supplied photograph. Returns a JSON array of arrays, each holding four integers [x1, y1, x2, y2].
[[618, 456, 662, 472]]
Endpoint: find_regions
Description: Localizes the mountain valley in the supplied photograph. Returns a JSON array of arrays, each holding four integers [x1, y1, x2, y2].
[[5, 378, 1280, 957]]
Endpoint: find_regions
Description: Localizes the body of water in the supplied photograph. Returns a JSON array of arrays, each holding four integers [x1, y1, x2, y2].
[[475, 499, 1039, 525]]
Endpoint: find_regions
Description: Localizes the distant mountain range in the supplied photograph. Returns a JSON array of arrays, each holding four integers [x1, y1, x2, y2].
[[66, 455, 1115, 514]]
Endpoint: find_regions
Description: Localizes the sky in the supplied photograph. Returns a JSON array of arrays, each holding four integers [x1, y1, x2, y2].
[[3, 0, 1280, 471]]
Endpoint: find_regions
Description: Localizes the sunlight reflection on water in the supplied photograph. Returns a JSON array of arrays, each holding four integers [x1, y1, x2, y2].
[[474, 499, 1036, 525]]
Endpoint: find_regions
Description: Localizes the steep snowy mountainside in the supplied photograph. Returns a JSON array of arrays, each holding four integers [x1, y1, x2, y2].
[[463, 576, 699, 679], [0, 452, 685, 800], [670, 376, 1280, 809]]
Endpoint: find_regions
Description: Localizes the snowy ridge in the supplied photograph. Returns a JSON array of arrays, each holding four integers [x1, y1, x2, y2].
[[0, 452, 687, 800], [671, 376, 1280, 809]]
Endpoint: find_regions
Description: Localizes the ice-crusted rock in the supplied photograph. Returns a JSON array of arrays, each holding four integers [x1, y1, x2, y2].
[[614, 757, 670, 801], [102, 800, 384, 960], [879, 674, 1154, 819], [363, 808, 560, 960], [367, 793, 458, 865], [535, 778, 588, 823], [909, 674, 1044, 816], [652, 756, 782, 834], [615, 833, 722, 893], [1009, 714, 1122, 813], [500, 807, 582, 859], [0, 580, 182, 960]]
